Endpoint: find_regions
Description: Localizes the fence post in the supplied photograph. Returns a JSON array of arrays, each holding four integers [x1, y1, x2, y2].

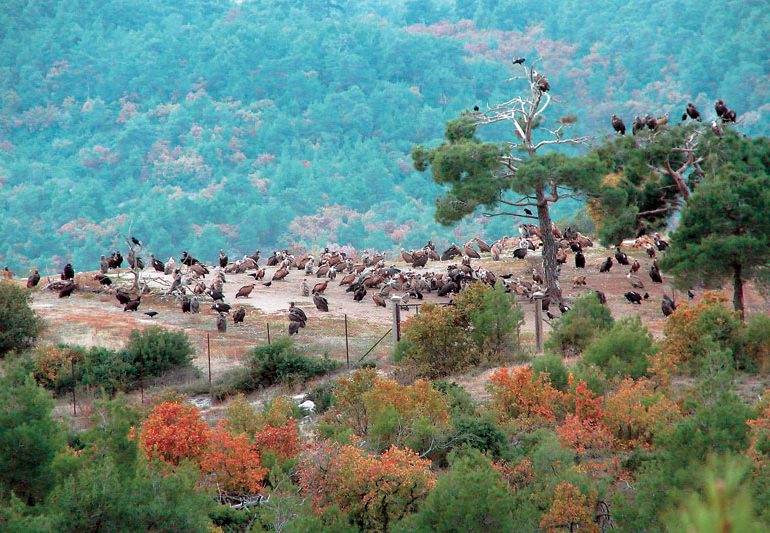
[[207, 333, 212, 390], [266, 322, 271, 344], [344, 314, 350, 369], [71, 356, 77, 416], [533, 292, 544, 354], [391, 296, 402, 343]]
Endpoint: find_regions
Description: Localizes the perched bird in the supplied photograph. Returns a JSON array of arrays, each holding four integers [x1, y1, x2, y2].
[[624, 291, 643, 304], [595, 290, 607, 305], [124, 298, 141, 312], [546, 311, 557, 320], [372, 293, 386, 307], [654, 234, 669, 251], [533, 71, 550, 92], [94, 273, 112, 286], [683, 102, 701, 121], [611, 114, 626, 135], [99, 255, 109, 274], [645, 115, 658, 130], [58, 282, 76, 298], [575, 251, 586, 269], [314, 280, 329, 294], [131, 236, 142, 247], [209, 287, 225, 301], [661, 294, 676, 317], [715, 99, 728, 118], [150, 254, 164, 272], [524, 208, 533, 216], [614, 247, 630, 265], [288, 302, 307, 327], [216, 313, 227, 333], [212, 302, 231, 314], [235, 284, 255, 298], [632, 116, 645, 135], [513, 248, 528, 260], [313, 293, 329, 312], [144, 311, 158, 318], [62, 263, 75, 280], [722, 108, 737, 123], [599, 257, 613, 273], [27, 270, 41, 288], [473, 105, 479, 112], [233, 307, 246, 324], [630, 259, 641, 273]]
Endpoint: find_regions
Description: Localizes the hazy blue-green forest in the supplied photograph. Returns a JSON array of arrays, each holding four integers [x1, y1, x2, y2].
[[1, 0, 768, 272]]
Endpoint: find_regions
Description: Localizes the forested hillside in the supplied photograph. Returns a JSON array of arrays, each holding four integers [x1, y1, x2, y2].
[[1, 0, 767, 271]]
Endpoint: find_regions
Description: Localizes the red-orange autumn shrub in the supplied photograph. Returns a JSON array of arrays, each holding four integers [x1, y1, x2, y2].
[[140, 401, 211, 464], [603, 378, 680, 450], [488, 367, 563, 428], [493, 457, 534, 492], [200, 424, 267, 494], [253, 421, 301, 461], [540, 481, 599, 533], [298, 442, 434, 531], [747, 390, 770, 469], [557, 381, 612, 453]]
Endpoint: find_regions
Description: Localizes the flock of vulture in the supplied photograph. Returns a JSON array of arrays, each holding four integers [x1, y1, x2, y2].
[[13, 219, 687, 339], [611, 99, 737, 137]]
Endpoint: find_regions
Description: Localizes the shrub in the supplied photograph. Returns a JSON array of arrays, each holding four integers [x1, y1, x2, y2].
[[487, 367, 563, 430], [583, 316, 657, 379], [124, 326, 194, 377], [451, 415, 510, 459], [531, 353, 569, 392], [395, 304, 480, 379], [742, 313, 770, 373], [456, 283, 524, 361], [140, 401, 210, 465], [0, 282, 43, 357], [546, 292, 614, 356]]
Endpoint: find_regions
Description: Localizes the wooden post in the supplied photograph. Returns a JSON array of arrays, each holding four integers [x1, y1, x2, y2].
[[391, 296, 402, 343], [71, 357, 77, 416], [207, 333, 212, 390], [344, 314, 350, 368], [266, 322, 271, 345], [139, 353, 144, 405], [534, 293, 544, 354]]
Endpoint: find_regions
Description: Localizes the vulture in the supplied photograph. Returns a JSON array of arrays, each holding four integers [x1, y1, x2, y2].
[[661, 294, 676, 317], [599, 257, 613, 273], [313, 293, 329, 312], [219, 250, 228, 268], [683, 102, 701, 121], [233, 307, 246, 324], [400, 249, 414, 263], [559, 303, 571, 314], [235, 284, 255, 298], [289, 303, 307, 326], [437, 280, 459, 297], [646, 245, 656, 259], [216, 313, 227, 332], [722, 108, 737, 123], [315, 264, 330, 278], [116, 289, 132, 305], [124, 298, 141, 312], [62, 263, 75, 280], [289, 321, 302, 335], [58, 282, 76, 298], [181, 296, 191, 313], [630, 259, 641, 273], [313, 280, 328, 294], [372, 293, 386, 307], [513, 247, 528, 260], [27, 270, 41, 288], [645, 115, 658, 130], [649, 265, 663, 284], [611, 114, 626, 135], [570, 241, 582, 252], [711, 120, 724, 137], [412, 254, 429, 268], [127, 252, 144, 270], [353, 285, 367, 302], [99, 256, 109, 274], [464, 241, 480, 259], [189, 263, 208, 277], [209, 287, 225, 301], [474, 237, 492, 253], [272, 268, 289, 282], [715, 99, 728, 118], [150, 255, 164, 272], [654, 234, 669, 251], [181, 251, 198, 266], [615, 247, 630, 265], [94, 273, 112, 286], [441, 244, 462, 261], [575, 251, 586, 269], [131, 236, 142, 247], [533, 71, 550, 92], [266, 252, 279, 266], [624, 291, 643, 304], [595, 290, 607, 305], [532, 268, 543, 285], [212, 302, 231, 314], [627, 272, 645, 289], [190, 297, 200, 314], [144, 311, 158, 318], [656, 113, 669, 127], [632, 116, 645, 135], [164, 257, 175, 275]]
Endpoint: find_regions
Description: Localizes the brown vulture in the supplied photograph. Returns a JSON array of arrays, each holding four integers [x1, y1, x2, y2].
[[611, 114, 625, 135], [58, 282, 76, 298], [684, 103, 701, 121], [313, 293, 329, 312], [624, 291, 643, 304], [575, 251, 586, 269], [599, 257, 613, 273], [27, 270, 40, 288], [272, 268, 289, 281], [288, 303, 307, 327], [715, 99, 727, 117], [233, 307, 246, 324], [235, 284, 255, 298], [212, 302, 231, 314], [615, 247, 630, 265], [150, 254, 164, 272], [632, 116, 645, 135], [313, 280, 328, 294], [219, 250, 228, 268], [124, 298, 141, 312], [372, 293, 386, 307]]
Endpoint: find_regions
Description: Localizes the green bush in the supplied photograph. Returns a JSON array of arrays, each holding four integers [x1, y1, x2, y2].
[[583, 316, 657, 379], [546, 292, 614, 356], [123, 326, 194, 377], [531, 353, 569, 392], [741, 313, 770, 373], [0, 283, 43, 357], [451, 415, 510, 459], [432, 381, 477, 417], [570, 362, 610, 396], [212, 338, 339, 400], [78, 347, 135, 396]]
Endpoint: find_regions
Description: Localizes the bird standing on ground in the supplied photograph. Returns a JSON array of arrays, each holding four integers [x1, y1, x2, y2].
[[313, 292, 329, 312], [233, 307, 246, 324], [217, 313, 227, 332]]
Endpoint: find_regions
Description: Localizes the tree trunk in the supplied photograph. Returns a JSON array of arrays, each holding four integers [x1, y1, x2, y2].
[[733, 263, 745, 321], [535, 185, 562, 302]]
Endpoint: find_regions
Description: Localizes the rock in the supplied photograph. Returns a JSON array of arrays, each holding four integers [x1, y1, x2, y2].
[[299, 400, 315, 414]]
